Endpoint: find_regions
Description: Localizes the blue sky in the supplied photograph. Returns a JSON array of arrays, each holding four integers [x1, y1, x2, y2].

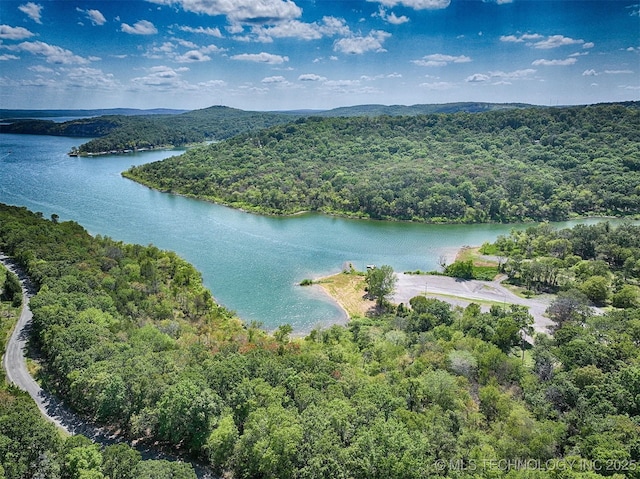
[[0, 0, 638, 110]]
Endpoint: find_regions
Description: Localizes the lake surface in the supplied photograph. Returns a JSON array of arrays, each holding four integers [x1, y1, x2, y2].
[[0, 134, 619, 332]]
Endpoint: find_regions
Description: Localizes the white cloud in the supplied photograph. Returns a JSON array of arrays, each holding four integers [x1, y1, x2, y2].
[[419, 81, 455, 89], [29, 65, 53, 72], [201, 44, 224, 54], [0, 54, 19, 61], [261, 76, 296, 88], [532, 35, 586, 49], [18, 2, 43, 24], [261, 75, 286, 83], [226, 24, 244, 34], [231, 52, 289, 64], [375, 7, 410, 25], [334, 30, 391, 54], [581, 69, 633, 77], [144, 41, 175, 59], [490, 69, 536, 79], [64, 67, 120, 90], [6, 41, 91, 64], [175, 39, 198, 49], [248, 17, 350, 42], [500, 33, 544, 43], [147, 41, 224, 62], [77, 8, 107, 26], [412, 53, 472, 67], [0, 25, 35, 40], [131, 65, 191, 91], [466, 69, 536, 83], [501, 33, 589, 50], [197, 79, 227, 89], [252, 21, 320, 41], [121, 20, 158, 35], [324, 79, 360, 87], [368, 0, 450, 10], [178, 26, 223, 37], [298, 73, 327, 81], [147, 0, 302, 23], [174, 50, 211, 62], [532, 57, 577, 66], [466, 73, 490, 82], [385, 11, 410, 24]]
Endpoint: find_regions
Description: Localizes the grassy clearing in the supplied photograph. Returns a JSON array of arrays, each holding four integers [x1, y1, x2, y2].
[[455, 246, 500, 280]]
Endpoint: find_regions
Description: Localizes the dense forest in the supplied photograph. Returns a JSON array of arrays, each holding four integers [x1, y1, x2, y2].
[[0, 106, 300, 155], [1, 203, 639, 478], [124, 102, 640, 224], [0, 388, 198, 479], [483, 221, 640, 305]]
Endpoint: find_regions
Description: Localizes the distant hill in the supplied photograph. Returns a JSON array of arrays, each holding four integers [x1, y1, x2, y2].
[[317, 102, 536, 117], [0, 106, 301, 154], [0, 108, 186, 120], [3, 101, 637, 156]]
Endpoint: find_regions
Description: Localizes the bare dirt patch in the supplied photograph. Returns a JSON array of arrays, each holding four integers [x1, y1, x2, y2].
[[315, 273, 376, 318]]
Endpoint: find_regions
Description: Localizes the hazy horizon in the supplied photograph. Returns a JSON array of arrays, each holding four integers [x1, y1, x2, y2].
[[1, 0, 638, 111]]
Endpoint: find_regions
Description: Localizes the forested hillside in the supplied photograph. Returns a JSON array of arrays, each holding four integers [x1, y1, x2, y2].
[[0, 106, 299, 154], [125, 102, 640, 223], [1, 203, 639, 478], [315, 101, 533, 117]]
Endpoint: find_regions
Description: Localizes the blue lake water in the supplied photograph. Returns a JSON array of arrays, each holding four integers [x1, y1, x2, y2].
[[0, 133, 619, 332]]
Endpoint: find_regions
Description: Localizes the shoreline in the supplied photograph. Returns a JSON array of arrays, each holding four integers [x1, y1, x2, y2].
[[311, 250, 556, 334], [118, 173, 634, 225]]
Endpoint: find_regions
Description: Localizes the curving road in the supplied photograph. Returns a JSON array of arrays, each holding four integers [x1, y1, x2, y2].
[[0, 254, 215, 478], [392, 273, 555, 334]]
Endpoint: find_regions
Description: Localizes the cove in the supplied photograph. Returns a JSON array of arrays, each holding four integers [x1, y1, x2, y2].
[[0, 133, 619, 332]]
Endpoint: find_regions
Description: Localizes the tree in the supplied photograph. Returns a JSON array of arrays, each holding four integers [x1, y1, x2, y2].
[[612, 284, 639, 308], [133, 460, 197, 479], [102, 444, 141, 479], [1, 270, 22, 307], [63, 444, 103, 479], [232, 404, 303, 479], [579, 276, 610, 305], [546, 289, 592, 330], [156, 379, 223, 452], [365, 265, 397, 307], [206, 414, 238, 474], [444, 259, 474, 279]]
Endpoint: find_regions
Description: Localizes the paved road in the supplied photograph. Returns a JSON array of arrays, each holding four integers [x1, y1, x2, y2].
[[0, 254, 215, 478], [392, 273, 555, 334]]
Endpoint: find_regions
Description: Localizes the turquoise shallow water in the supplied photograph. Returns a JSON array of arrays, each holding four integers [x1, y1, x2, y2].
[[0, 134, 620, 331]]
